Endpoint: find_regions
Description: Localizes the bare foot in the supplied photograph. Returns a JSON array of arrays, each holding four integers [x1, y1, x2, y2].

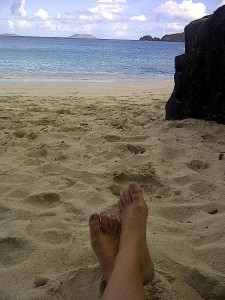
[[89, 212, 120, 283], [119, 182, 154, 285]]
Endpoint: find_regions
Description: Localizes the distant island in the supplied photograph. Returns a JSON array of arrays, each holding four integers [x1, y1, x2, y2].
[[0, 32, 184, 42], [0, 33, 19, 37], [139, 32, 185, 42], [68, 34, 96, 39]]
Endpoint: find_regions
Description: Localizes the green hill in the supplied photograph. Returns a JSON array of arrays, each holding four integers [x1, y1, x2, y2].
[[139, 32, 185, 42]]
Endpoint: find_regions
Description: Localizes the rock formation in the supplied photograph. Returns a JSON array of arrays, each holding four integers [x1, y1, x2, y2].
[[0, 33, 19, 37], [165, 5, 225, 124], [139, 35, 160, 41], [161, 32, 185, 42], [68, 34, 96, 39], [139, 33, 184, 42]]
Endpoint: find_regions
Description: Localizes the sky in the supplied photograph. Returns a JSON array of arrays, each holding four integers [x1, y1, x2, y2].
[[0, 0, 224, 39]]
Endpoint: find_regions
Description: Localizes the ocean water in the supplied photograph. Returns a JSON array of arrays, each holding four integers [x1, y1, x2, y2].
[[0, 36, 185, 82]]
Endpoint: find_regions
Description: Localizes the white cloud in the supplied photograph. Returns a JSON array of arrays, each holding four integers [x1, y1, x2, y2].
[[79, 14, 96, 21], [7, 20, 15, 32], [34, 9, 49, 20], [88, 3, 125, 21], [165, 22, 184, 31], [16, 19, 32, 28], [130, 15, 147, 22], [11, 0, 26, 17], [155, 0, 206, 22], [33, 8, 56, 31], [44, 20, 56, 31]]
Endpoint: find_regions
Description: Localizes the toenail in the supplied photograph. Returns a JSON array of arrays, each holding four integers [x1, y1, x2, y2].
[[129, 182, 141, 193]]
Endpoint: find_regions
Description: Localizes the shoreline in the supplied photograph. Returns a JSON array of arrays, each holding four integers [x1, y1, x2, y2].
[[0, 81, 174, 116], [0, 76, 174, 84], [0, 80, 174, 98]]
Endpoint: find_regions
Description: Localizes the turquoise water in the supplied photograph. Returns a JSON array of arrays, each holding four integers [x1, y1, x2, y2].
[[0, 36, 184, 82]]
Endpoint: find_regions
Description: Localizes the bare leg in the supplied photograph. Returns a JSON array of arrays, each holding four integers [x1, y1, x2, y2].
[[89, 212, 120, 283], [102, 182, 152, 300], [120, 184, 154, 285]]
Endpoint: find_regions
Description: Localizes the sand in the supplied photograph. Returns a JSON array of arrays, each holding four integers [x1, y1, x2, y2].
[[0, 81, 225, 300]]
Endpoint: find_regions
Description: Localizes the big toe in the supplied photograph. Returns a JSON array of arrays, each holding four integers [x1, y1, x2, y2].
[[128, 182, 142, 200]]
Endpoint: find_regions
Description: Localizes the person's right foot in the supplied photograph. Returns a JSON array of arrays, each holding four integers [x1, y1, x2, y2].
[[118, 182, 154, 285]]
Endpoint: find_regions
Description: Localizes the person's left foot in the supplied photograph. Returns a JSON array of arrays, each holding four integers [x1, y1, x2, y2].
[[89, 212, 120, 283]]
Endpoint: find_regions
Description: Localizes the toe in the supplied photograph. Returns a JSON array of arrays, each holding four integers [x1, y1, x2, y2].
[[89, 213, 101, 235], [128, 182, 143, 202], [128, 182, 142, 194], [100, 212, 109, 233], [111, 215, 120, 234], [123, 187, 132, 204]]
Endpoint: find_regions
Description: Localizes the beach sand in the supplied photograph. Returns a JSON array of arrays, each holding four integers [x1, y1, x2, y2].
[[0, 81, 225, 300]]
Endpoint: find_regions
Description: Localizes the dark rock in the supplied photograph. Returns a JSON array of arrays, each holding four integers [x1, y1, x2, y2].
[[139, 35, 154, 41], [139, 33, 184, 42], [165, 6, 225, 124], [175, 54, 186, 73]]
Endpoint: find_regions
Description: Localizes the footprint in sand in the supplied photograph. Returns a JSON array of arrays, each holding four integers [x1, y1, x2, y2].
[[173, 175, 192, 185], [112, 169, 163, 192], [26, 132, 38, 140], [111, 167, 173, 201], [190, 180, 216, 195], [14, 129, 26, 138], [201, 133, 216, 143], [24, 192, 61, 209], [0, 236, 34, 267], [161, 146, 184, 161], [125, 144, 146, 154], [187, 267, 225, 300], [156, 204, 197, 222], [187, 159, 209, 172], [27, 219, 72, 244], [34, 277, 49, 288]]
